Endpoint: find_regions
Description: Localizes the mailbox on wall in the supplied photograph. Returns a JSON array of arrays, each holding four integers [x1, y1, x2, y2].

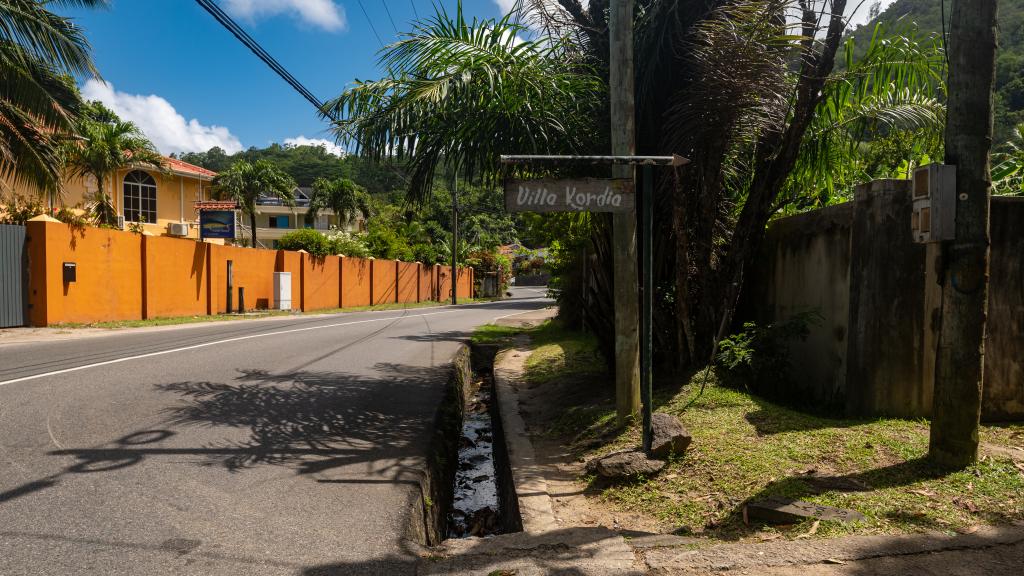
[[62, 262, 76, 283], [911, 164, 957, 243]]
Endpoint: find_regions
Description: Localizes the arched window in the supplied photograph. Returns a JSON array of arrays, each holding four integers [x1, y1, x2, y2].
[[123, 170, 157, 224]]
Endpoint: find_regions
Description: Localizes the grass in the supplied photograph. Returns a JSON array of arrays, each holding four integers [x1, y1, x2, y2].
[[511, 325, 1024, 542], [53, 298, 485, 329]]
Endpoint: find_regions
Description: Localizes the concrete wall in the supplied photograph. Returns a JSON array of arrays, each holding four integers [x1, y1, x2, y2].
[[984, 198, 1024, 419], [24, 221, 473, 325], [744, 180, 1023, 421], [419, 263, 437, 302], [27, 221, 143, 325], [143, 235, 208, 318], [302, 254, 340, 312], [341, 257, 372, 308], [397, 262, 419, 304], [372, 259, 398, 305], [748, 202, 854, 411]]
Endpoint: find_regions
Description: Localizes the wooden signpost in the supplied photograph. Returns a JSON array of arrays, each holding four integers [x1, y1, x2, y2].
[[505, 178, 634, 213], [500, 154, 688, 455]]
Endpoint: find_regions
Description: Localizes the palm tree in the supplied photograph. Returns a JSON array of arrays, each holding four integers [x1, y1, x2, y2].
[[306, 176, 370, 229], [0, 0, 108, 194], [322, 0, 602, 203], [212, 159, 296, 248], [64, 102, 164, 224], [993, 124, 1024, 196]]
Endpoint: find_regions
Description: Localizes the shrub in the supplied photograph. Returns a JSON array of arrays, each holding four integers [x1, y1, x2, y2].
[[278, 228, 332, 257], [326, 229, 370, 258], [716, 311, 822, 390]]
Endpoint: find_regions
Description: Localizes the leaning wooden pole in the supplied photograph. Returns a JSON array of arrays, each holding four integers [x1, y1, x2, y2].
[[930, 0, 998, 469], [609, 0, 641, 425]]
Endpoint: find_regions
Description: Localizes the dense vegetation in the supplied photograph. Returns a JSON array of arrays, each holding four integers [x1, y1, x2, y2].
[[852, 0, 1024, 141]]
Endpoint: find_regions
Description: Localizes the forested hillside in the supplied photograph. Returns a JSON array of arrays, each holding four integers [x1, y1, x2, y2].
[[852, 0, 1024, 140]]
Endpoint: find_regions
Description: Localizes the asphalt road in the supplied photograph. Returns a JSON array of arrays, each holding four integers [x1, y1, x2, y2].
[[0, 288, 551, 576]]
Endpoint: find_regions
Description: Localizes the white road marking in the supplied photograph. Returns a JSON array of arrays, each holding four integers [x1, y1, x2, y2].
[[0, 300, 546, 388]]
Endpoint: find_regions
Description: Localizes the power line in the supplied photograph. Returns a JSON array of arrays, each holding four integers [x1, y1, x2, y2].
[[194, 0, 336, 121], [380, 0, 399, 34], [355, 0, 385, 48], [409, 0, 419, 19]]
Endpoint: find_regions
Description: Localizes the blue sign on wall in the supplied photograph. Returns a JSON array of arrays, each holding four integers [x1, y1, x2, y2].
[[200, 210, 236, 239]]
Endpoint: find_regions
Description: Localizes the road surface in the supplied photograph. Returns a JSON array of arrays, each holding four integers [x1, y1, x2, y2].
[[0, 288, 551, 575]]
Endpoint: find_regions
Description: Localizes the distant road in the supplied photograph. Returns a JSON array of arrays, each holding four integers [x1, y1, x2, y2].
[[0, 288, 551, 575]]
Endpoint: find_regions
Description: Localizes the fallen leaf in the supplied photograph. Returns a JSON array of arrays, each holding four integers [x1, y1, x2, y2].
[[1013, 462, 1024, 475], [967, 482, 974, 492], [909, 488, 938, 498], [953, 497, 979, 513], [824, 559, 846, 565], [794, 520, 820, 539], [758, 533, 782, 542], [957, 525, 981, 534]]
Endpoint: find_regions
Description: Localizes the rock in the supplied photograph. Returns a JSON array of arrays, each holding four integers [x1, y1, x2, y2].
[[586, 450, 666, 478], [744, 497, 865, 524], [650, 413, 692, 459]]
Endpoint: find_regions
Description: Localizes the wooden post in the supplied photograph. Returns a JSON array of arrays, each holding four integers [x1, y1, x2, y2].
[[609, 0, 641, 425], [930, 0, 998, 469]]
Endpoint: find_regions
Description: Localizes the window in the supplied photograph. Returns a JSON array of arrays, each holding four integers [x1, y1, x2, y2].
[[123, 170, 157, 224], [268, 215, 290, 229]]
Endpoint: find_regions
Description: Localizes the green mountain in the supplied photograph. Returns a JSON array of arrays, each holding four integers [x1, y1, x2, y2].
[[851, 0, 1024, 140]]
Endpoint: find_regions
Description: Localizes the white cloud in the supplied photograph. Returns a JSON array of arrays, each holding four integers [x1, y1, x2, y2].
[[493, 0, 517, 14], [81, 79, 243, 155], [847, 1, 897, 27], [223, 0, 347, 32], [283, 136, 347, 157]]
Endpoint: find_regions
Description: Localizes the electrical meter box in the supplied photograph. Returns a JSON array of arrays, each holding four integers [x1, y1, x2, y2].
[[911, 163, 957, 243], [273, 272, 292, 311]]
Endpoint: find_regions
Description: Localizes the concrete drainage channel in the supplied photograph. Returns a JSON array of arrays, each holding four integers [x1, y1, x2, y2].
[[406, 343, 521, 547]]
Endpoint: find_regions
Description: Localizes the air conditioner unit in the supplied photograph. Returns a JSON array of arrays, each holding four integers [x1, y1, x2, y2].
[[911, 164, 956, 244], [116, 215, 125, 230], [167, 222, 189, 237]]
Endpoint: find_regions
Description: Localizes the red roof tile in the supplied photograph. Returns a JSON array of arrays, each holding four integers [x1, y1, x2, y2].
[[163, 156, 218, 179]]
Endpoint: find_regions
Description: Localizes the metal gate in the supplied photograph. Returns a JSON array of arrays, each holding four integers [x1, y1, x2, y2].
[[0, 224, 27, 328]]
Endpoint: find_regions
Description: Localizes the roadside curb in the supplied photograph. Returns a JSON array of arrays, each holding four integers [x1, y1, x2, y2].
[[643, 525, 1024, 574], [492, 341, 559, 533]]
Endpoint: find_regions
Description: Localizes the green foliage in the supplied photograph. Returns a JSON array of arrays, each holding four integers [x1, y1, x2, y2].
[[716, 311, 822, 388], [307, 176, 370, 226], [0, 192, 46, 224], [212, 159, 296, 247], [277, 228, 332, 257], [993, 124, 1024, 196], [323, 0, 602, 203], [850, 0, 1024, 142], [64, 100, 164, 206], [325, 228, 370, 258], [0, 0, 106, 193]]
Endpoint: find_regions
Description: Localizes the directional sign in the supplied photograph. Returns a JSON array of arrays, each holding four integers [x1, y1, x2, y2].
[[505, 178, 634, 213]]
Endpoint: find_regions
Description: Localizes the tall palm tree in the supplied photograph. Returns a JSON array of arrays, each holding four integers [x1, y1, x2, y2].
[[0, 0, 108, 193], [322, 0, 602, 203], [212, 159, 296, 248], [64, 102, 164, 224], [306, 176, 370, 229]]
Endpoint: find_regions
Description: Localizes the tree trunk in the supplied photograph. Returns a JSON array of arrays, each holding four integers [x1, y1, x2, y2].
[[929, 0, 998, 469], [250, 211, 258, 248]]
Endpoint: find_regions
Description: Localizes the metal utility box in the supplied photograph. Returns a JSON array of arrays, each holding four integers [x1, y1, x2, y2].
[[273, 272, 292, 310], [62, 262, 76, 283], [911, 164, 957, 243]]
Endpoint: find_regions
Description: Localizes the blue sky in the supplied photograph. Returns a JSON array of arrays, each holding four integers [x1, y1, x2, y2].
[[58, 0, 892, 157]]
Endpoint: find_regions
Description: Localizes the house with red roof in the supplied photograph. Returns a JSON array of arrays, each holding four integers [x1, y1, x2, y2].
[[5, 156, 218, 240]]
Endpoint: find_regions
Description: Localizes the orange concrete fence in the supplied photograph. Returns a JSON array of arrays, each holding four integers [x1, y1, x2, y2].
[[25, 220, 475, 326]]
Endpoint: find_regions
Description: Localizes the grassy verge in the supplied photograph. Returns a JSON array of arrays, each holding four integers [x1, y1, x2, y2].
[[502, 323, 1024, 541], [54, 298, 487, 329]]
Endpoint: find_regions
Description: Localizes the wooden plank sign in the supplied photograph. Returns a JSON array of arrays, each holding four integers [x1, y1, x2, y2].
[[504, 178, 634, 213]]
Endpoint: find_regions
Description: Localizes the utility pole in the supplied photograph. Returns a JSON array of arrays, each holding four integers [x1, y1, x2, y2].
[[451, 172, 459, 306], [930, 0, 998, 469], [608, 0, 641, 426]]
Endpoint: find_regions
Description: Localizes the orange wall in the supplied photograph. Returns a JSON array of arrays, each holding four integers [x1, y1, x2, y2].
[[302, 254, 341, 312], [419, 264, 436, 302], [437, 265, 453, 302], [372, 259, 398, 305], [143, 235, 208, 318], [27, 221, 143, 325], [341, 257, 371, 307], [398, 262, 419, 304], [209, 244, 278, 313], [25, 221, 475, 325], [457, 267, 473, 299]]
